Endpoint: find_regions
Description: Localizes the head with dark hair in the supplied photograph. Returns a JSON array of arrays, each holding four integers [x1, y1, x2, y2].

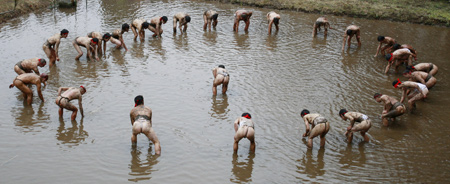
[[402, 70, 412, 77], [377, 36, 385, 41], [103, 33, 111, 40], [385, 53, 393, 62], [185, 16, 191, 23], [373, 93, 382, 99], [218, 65, 225, 69], [61, 29, 69, 35], [134, 95, 144, 107], [241, 113, 251, 119], [392, 43, 401, 50], [273, 17, 280, 25], [241, 13, 248, 20], [406, 65, 416, 71], [161, 16, 168, 23], [300, 109, 310, 117], [80, 86, 86, 94], [38, 58, 47, 67], [392, 79, 402, 88], [40, 73, 49, 81], [212, 13, 219, 20], [142, 21, 150, 29], [339, 109, 348, 117], [122, 23, 130, 31], [91, 38, 99, 44], [346, 29, 353, 36]]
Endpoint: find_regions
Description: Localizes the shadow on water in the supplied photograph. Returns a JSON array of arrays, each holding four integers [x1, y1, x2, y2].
[[128, 146, 160, 182], [56, 118, 89, 148], [230, 153, 255, 183], [210, 94, 229, 120], [296, 148, 325, 179]]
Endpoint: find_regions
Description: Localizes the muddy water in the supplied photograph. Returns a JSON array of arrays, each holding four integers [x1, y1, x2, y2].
[[1, 0, 449, 183]]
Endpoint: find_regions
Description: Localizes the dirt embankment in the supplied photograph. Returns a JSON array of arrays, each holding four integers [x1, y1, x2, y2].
[[0, 0, 75, 24], [207, 0, 450, 27]]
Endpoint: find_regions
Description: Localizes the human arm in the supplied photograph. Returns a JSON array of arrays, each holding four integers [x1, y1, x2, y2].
[[173, 17, 178, 33], [36, 82, 44, 102], [120, 35, 128, 51], [57, 87, 69, 96], [342, 35, 347, 51], [375, 42, 382, 57], [268, 19, 273, 34], [93, 44, 99, 61], [302, 117, 310, 137], [233, 16, 239, 32], [130, 111, 135, 125], [385, 61, 393, 74], [33, 66, 40, 75], [103, 40, 106, 56], [78, 95, 84, 117], [234, 118, 239, 132], [55, 40, 61, 61], [400, 88, 406, 103]]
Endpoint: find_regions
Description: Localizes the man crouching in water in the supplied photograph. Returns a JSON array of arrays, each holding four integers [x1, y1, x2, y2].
[[234, 113, 255, 153], [373, 93, 406, 126], [212, 65, 229, 95], [301, 109, 330, 149], [55, 86, 86, 120], [339, 109, 371, 143], [130, 95, 161, 155]]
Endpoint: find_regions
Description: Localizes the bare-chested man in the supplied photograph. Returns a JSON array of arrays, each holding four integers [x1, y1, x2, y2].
[[9, 73, 48, 105], [14, 58, 46, 75], [212, 65, 230, 95], [55, 86, 86, 120], [373, 93, 406, 126], [87, 32, 111, 55], [110, 23, 130, 51], [408, 63, 438, 76], [148, 16, 168, 38], [374, 36, 396, 57], [203, 10, 218, 31], [267, 11, 280, 35], [43, 29, 69, 66], [233, 10, 253, 32], [312, 17, 332, 37], [342, 25, 361, 51], [130, 95, 161, 155], [403, 70, 437, 89], [393, 79, 429, 111], [392, 43, 417, 61], [385, 48, 414, 74], [173, 12, 191, 34], [73, 37, 99, 61], [131, 18, 150, 41], [339, 109, 371, 143], [301, 109, 330, 148], [233, 113, 255, 153]]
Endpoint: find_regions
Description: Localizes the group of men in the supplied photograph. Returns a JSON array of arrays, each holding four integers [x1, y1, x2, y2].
[[9, 8, 440, 154]]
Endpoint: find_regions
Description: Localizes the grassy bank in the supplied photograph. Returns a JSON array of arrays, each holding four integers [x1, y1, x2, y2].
[[0, 0, 76, 24], [207, 0, 450, 27]]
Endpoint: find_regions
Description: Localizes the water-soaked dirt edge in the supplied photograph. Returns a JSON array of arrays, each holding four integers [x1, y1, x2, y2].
[[205, 0, 450, 27], [0, 1, 53, 24]]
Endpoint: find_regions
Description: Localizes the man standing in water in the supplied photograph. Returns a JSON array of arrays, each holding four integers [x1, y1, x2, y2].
[[131, 18, 150, 41], [87, 32, 111, 55], [212, 65, 230, 95], [148, 16, 168, 38], [203, 10, 218, 31], [55, 86, 86, 121], [234, 113, 255, 153], [130, 95, 161, 155], [312, 17, 332, 37], [14, 58, 46, 75], [73, 37, 99, 61], [111, 23, 130, 51], [373, 93, 406, 126], [403, 70, 437, 89], [233, 10, 253, 32], [393, 79, 428, 112], [341, 25, 361, 51], [374, 36, 396, 57], [173, 12, 191, 34], [43, 29, 69, 66], [385, 48, 414, 73], [338, 109, 371, 143], [9, 73, 48, 105], [267, 11, 280, 35], [301, 109, 330, 149]]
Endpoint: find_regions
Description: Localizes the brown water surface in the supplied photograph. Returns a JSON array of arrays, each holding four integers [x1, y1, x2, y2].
[[1, 0, 449, 183]]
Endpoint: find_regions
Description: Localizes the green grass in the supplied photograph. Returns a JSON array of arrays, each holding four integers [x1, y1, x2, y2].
[[207, 0, 450, 26]]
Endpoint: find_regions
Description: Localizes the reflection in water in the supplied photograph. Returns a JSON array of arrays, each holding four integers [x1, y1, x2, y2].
[[339, 142, 367, 168], [265, 33, 278, 50], [12, 103, 47, 133], [173, 33, 189, 51], [230, 153, 255, 183], [297, 148, 325, 179], [148, 38, 167, 61], [128, 146, 159, 182], [56, 118, 88, 147], [311, 36, 327, 48], [233, 32, 250, 49], [74, 59, 109, 79], [210, 94, 229, 120], [203, 31, 218, 45]]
